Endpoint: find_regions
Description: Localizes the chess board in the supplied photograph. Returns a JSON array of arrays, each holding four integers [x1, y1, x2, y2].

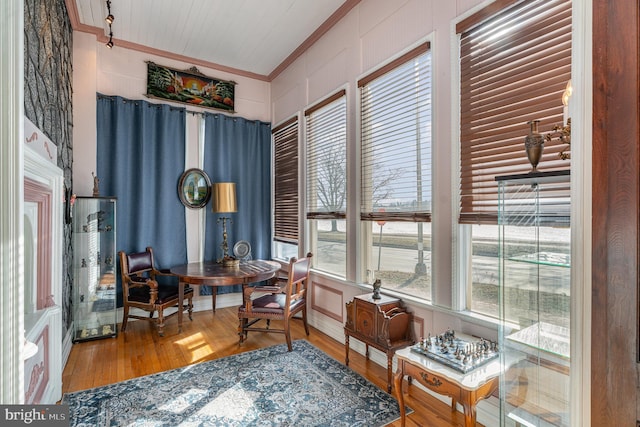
[[410, 333, 499, 374]]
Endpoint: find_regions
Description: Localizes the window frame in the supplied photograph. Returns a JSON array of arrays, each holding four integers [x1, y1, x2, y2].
[[272, 115, 300, 260], [458, 0, 572, 225], [358, 41, 434, 301], [272, 116, 299, 244], [456, 0, 572, 319], [304, 90, 348, 278]]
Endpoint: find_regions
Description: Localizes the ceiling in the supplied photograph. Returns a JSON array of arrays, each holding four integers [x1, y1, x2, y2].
[[69, 0, 357, 80]]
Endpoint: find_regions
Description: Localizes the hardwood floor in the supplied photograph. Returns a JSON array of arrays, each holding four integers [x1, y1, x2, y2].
[[62, 307, 475, 426]]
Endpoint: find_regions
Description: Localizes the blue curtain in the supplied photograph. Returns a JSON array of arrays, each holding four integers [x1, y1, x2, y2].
[[203, 113, 272, 294], [97, 94, 187, 305]]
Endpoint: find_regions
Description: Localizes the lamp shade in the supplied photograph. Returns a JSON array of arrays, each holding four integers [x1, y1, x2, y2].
[[212, 182, 237, 213]]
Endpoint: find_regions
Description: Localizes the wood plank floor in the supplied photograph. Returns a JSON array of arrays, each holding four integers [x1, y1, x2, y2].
[[61, 307, 475, 426]]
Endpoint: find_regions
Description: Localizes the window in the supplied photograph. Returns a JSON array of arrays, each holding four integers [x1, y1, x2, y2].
[[359, 42, 432, 300], [305, 90, 347, 277], [457, 0, 571, 318], [272, 117, 299, 260]]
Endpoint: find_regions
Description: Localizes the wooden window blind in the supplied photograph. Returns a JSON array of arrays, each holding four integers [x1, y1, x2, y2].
[[458, 0, 572, 224], [305, 90, 347, 220], [272, 116, 299, 244], [359, 42, 432, 222]]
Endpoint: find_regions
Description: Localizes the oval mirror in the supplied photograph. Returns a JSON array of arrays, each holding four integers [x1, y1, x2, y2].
[[178, 168, 211, 209]]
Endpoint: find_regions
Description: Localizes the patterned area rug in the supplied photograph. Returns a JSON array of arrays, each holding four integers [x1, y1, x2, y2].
[[63, 340, 408, 426]]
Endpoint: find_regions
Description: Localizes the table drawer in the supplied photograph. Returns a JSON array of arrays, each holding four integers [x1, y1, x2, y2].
[[402, 360, 461, 400]]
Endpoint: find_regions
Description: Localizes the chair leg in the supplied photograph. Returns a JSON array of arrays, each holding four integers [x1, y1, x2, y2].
[[157, 308, 165, 337], [238, 318, 247, 344], [302, 307, 310, 336], [121, 305, 130, 332], [284, 319, 292, 351], [188, 295, 193, 321]]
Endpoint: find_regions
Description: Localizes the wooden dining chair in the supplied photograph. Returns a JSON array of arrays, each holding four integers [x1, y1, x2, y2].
[[119, 247, 193, 336], [238, 253, 312, 351]]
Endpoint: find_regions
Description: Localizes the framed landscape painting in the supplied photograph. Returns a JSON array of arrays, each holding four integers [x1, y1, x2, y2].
[[145, 61, 235, 112]]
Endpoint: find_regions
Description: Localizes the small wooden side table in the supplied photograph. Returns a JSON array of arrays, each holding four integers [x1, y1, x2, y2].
[[344, 293, 413, 393], [394, 345, 500, 427]]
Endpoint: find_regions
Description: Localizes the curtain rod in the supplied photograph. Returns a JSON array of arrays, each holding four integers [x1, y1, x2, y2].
[[97, 93, 270, 126]]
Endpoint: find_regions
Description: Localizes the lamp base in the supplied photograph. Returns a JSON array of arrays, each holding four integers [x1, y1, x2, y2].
[[222, 256, 240, 267]]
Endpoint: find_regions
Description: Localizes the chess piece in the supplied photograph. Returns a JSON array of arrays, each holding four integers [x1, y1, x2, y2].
[[92, 172, 100, 197]]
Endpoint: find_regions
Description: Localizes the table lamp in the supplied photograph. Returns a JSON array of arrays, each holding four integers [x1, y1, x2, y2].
[[212, 182, 237, 263]]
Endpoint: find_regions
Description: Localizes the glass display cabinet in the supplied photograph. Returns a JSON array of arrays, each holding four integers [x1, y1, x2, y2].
[[72, 196, 117, 342], [496, 170, 570, 427]]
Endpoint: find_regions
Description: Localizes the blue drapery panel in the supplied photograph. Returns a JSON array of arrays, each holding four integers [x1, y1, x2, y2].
[[203, 113, 272, 294], [97, 94, 187, 305]]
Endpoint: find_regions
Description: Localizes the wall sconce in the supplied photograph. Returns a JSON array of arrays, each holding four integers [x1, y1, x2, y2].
[[547, 80, 572, 160], [211, 182, 237, 264], [105, 0, 114, 48]]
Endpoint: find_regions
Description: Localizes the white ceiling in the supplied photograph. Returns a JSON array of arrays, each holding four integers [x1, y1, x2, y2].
[[73, 0, 350, 79]]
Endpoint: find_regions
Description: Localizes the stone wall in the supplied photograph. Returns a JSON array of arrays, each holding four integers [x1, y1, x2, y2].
[[24, 0, 73, 333]]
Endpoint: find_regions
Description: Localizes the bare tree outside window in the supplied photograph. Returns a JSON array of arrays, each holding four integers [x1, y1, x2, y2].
[[315, 143, 345, 232], [316, 142, 403, 231]]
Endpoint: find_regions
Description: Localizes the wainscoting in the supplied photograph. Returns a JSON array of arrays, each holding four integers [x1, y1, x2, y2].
[[23, 135, 65, 404]]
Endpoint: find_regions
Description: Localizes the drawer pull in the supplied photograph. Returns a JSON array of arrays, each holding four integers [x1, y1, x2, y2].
[[420, 372, 442, 387], [363, 320, 368, 327]]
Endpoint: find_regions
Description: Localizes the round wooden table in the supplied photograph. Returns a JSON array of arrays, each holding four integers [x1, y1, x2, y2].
[[170, 259, 281, 331]]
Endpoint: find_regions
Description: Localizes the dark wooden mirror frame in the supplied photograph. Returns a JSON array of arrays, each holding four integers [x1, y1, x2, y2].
[[178, 168, 211, 209]]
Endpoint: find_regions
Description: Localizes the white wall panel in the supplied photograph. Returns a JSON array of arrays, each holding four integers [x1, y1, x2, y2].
[[271, 61, 306, 125], [307, 49, 349, 105], [272, 83, 303, 125], [430, 0, 457, 309], [360, 0, 432, 74], [457, 0, 488, 16], [358, 0, 407, 36], [311, 282, 344, 322], [72, 32, 98, 196], [304, 12, 356, 79]]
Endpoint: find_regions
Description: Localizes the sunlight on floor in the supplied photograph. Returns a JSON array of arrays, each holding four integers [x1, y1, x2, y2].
[[196, 385, 258, 421], [150, 384, 258, 423], [157, 388, 208, 413], [175, 332, 214, 363]]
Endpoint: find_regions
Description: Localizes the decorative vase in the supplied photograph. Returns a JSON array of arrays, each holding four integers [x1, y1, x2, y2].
[[524, 120, 545, 172]]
